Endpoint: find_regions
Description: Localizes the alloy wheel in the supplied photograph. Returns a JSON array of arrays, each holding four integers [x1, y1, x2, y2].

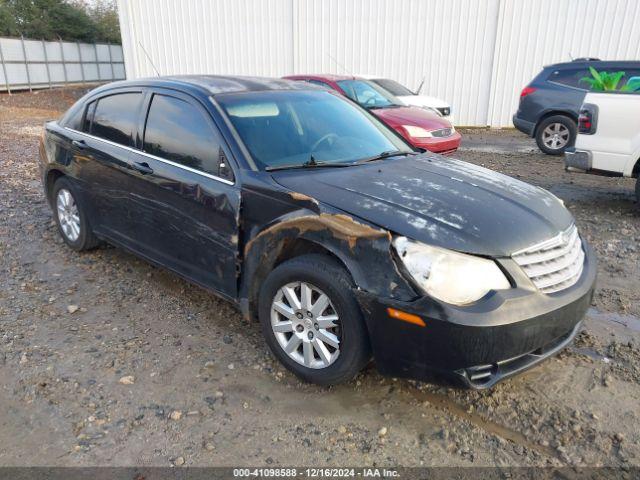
[[270, 281, 341, 369], [56, 188, 81, 242], [542, 123, 570, 150]]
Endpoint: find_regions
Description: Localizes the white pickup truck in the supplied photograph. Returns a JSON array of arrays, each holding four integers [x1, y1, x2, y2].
[[564, 91, 640, 203]]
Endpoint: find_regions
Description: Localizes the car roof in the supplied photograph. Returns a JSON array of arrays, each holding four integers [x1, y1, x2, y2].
[[285, 74, 357, 82], [89, 75, 321, 97], [543, 60, 640, 70]]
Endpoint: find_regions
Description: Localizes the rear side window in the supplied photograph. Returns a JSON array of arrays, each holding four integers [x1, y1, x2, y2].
[[63, 105, 84, 130], [547, 69, 589, 89], [82, 101, 96, 133], [143, 94, 227, 178], [372, 79, 414, 96], [307, 79, 332, 90], [91, 93, 143, 147]]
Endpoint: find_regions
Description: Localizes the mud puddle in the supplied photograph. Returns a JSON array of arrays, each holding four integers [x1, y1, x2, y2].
[[587, 308, 640, 333], [569, 346, 611, 362], [408, 387, 559, 461]]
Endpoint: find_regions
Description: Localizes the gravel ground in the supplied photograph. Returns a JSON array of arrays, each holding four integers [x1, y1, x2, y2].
[[1, 88, 639, 468]]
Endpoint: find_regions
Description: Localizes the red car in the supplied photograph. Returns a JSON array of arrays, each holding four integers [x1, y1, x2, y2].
[[283, 74, 461, 154]]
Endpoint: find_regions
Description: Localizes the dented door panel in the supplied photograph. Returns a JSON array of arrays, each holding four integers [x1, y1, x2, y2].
[[124, 152, 241, 299], [66, 129, 136, 240]]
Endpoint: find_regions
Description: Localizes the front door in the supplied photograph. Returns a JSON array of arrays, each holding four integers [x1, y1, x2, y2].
[[125, 90, 241, 299]]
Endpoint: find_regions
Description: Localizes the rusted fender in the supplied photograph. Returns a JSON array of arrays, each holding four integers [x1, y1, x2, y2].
[[239, 205, 417, 320]]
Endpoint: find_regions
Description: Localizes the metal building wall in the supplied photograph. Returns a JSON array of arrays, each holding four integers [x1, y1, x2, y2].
[[293, 0, 501, 127], [118, 0, 640, 127], [118, 0, 293, 78], [488, 0, 640, 126]]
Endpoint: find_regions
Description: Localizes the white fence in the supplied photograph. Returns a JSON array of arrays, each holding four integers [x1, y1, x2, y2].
[[117, 0, 640, 127], [0, 36, 126, 92]]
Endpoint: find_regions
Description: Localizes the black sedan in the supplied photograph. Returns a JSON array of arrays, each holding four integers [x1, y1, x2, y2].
[[39, 76, 596, 388]]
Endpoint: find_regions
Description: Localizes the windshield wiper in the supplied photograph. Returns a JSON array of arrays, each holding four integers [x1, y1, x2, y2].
[[354, 150, 417, 165], [265, 156, 352, 172]]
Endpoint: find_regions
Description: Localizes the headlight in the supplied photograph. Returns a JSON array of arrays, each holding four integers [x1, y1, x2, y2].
[[393, 237, 511, 305], [402, 125, 434, 138]]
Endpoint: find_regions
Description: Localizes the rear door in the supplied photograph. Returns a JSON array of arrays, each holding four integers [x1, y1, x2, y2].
[[66, 89, 145, 240], [125, 89, 241, 298], [543, 67, 592, 118]]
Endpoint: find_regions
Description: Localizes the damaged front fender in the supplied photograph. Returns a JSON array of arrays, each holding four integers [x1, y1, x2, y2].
[[239, 195, 417, 320]]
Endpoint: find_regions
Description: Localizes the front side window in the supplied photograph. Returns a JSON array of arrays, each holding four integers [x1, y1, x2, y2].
[[577, 67, 640, 93], [143, 94, 227, 178], [91, 93, 142, 146], [550, 67, 640, 92], [217, 90, 411, 170], [372, 78, 414, 96], [337, 80, 399, 108], [620, 69, 640, 92]]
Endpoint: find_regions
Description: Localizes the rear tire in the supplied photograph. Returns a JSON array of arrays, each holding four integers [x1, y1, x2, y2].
[[535, 115, 576, 155], [52, 177, 100, 251], [258, 254, 371, 385], [636, 177, 640, 206]]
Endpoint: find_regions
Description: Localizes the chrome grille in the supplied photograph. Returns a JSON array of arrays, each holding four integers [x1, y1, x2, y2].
[[512, 224, 585, 294]]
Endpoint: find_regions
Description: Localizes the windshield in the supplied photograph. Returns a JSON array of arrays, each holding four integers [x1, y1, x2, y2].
[[372, 78, 414, 96], [217, 90, 411, 170], [336, 80, 400, 108]]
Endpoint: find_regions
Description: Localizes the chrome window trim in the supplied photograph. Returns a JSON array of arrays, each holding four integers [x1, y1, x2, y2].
[[64, 127, 235, 186]]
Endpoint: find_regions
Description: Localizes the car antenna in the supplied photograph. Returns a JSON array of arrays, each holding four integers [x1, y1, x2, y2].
[[415, 76, 426, 94], [568, 52, 574, 61], [327, 53, 353, 77], [138, 41, 161, 76]]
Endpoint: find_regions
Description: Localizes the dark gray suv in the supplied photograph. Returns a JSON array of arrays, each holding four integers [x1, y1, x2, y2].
[[513, 59, 640, 155]]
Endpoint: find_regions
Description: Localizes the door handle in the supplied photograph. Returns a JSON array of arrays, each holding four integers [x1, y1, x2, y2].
[[132, 161, 154, 175], [72, 139, 86, 149]]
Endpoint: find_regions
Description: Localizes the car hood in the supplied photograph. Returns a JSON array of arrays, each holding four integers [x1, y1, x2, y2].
[[271, 155, 573, 257], [370, 105, 451, 130], [397, 95, 450, 109]]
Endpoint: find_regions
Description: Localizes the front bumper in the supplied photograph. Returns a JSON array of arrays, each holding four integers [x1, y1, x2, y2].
[[412, 131, 462, 154], [564, 147, 592, 172], [356, 241, 597, 389]]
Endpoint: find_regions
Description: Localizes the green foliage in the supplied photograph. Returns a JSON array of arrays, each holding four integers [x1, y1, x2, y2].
[[579, 66, 640, 93], [623, 77, 640, 92], [0, 0, 121, 43], [88, 0, 121, 44]]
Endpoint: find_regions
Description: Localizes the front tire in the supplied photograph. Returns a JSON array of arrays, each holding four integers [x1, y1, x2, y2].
[[535, 115, 576, 155], [52, 177, 100, 251], [636, 177, 640, 206], [258, 254, 371, 385]]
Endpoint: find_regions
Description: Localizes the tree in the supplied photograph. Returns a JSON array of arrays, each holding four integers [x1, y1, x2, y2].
[[86, 0, 121, 44], [0, 0, 121, 43]]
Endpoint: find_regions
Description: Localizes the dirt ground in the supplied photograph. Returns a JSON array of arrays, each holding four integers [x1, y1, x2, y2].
[[1, 88, 639, 468]]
